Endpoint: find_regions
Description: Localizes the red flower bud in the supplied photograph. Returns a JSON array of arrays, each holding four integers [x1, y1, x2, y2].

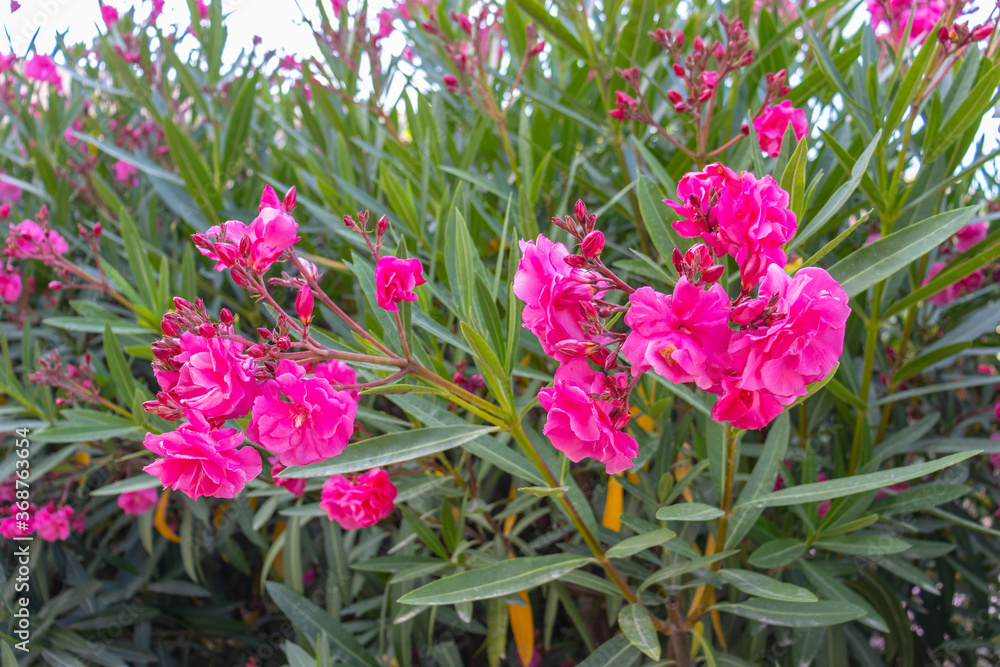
[[563, 254, 588, 268], [693, 36, 704, 51], [247, 344, 268, 358], [581, 230, 605, 258], [574, 199, 588, 222], [376, 214, 389, 235], [672, 63, 685, 77], [443, 74, 459, 89], [673, 31, 685, 47], [667, 89, 683, 104], [295, 285, 314, 324], [609, 109, 626, 120], [674, 102, 687, 113], [283, 185, 296, 212], [48, 280, 62, 290], [553, 339, 600, 358], [701, 264, 725, 284], [220, 308, 234, 325], [173, 297, 192, 311], [93, 222, 102, 237], [197, 324, 216, 338], [671, 247, 684, 274], [257, 327, 272, 339], [276, 336, 291, 350]]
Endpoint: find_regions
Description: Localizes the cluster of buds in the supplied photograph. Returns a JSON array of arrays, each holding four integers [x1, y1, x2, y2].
[[344, 209, 390, 260], [452, 360, 485, 393], [554, 201, 607, 266], [609, 67, 654, 122], [648, 15, 753, 116], [758, 70, 792, 112], [731, 290, 784, 328], [28, 350, 100, 407], [938, 21, 995, 55], [595, 372, 633, 430], [671, 244, 725, 286]]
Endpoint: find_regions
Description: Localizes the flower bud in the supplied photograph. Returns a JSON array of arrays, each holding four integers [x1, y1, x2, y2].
[[376, 214, 389, 235], [563, 254, 588, 268], [220, 308, 234, 325], [529, 40, 546, 56], [609, 108, 626, 120], [673, 31, 685, 47], [257, 327, 272, 339], [553, 339, 599, 358], [671, 247, 684, 274], [574, 199, 588, 223], [93, 222, 102, 237], [197, 323, 216, 338], [674, 102, 687, 113], [283, 185, 296, 212], [172, 297, 192, 311], [672, 63, 685, 77], [247, 343, 268, 358], [693, 36, 704, 51], [443, 74, 459, 89], [259, 184, 281, 212], [581, 230, 604, 258], [161, 319, 182, 337], [295, 285, 314, 324], [48, 280, 62, 290], [276, 336, 291, 350], [667, 89, 683, 104], [701, 264, 725, 284]]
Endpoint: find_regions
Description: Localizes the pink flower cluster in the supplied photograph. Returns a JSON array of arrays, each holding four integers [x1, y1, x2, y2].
[[922, 222, 991, 306], [515, 175, 850, 472], [868, 0, 944, 45], [320, 468, 397, 529], [0, 502, 80, 541], [753, 100, 808, 157]]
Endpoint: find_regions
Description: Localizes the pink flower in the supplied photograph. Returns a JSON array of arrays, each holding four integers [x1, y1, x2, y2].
[[193, 188, 298, 273], [101, 5, 119, 26], [374, 255, 426, 311], [24, 55, 61, 91], [117, 488, 158, 515], [537, 359, 638, 474], [320, 468, 397, 529], [622, 281, 732, 391], [197, 0, 209, 20], [0, 514, 32, 538], [245, 206, 299, 273], [271, 458, 307, 497], [922, 261, 983, 305], [753, 101, 808, 158], [148, 0, 164, 21], [0, 53, 15, 72], [513, 235, 607, 362], [864, 232, 881, 246], [953, 222, 988, 253], [868, 0, 945, 44], [817, 472, 831, 517], [0, 174, 20, 203], [699, 70, 719, 89], [143, 411, 262, 500], [163, 330, 258, 421], [0, 268, 21, 303], [712, 377, 786, 430], [35, 504, 74, 541], [313, 359, 360, 400], [716, 265, 850, 429], [375, 10, 394, 41], [247, 360, 358, 467], [114, 160, 138, 187], [195, 220, 249, 270], [8, 220, 69, 260]]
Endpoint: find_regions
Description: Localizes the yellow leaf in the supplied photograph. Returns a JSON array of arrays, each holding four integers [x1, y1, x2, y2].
[[272, 519, 287, 580], [602, 476, 624, 532], [674, 451, 694, 502], [154, 489, 181, 544], [74, 451, 91, 465], [213, 502, 229, 530], [503, 483, 517, 536], [508, 590, 534, 667], [709, 589, 726, 651]]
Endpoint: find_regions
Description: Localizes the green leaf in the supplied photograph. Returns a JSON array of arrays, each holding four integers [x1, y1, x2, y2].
[[797, 7, 857, 109], [717, 569, 818, 602], [637, 175, 683, 271], [511, 0, 588, 59], [925, 60, 1000, 162], [748, 539, 809, 569], [713, 599, 866, 627], [829, 207, 978, 297], [893, 342, 971, 384], [265, 582, 380, 667], [401, 506, 451, 561], [397, 555, 590, 605], [780, 135, 809, 217], [617, 604, 660, 660], [813, 534, 911, 556], [884, 31, 937, 137], [103, 322, 137, 407], [797, 561, 889, 632], [638, 550, 740, 591], [726, 412, 789, 548], [1, 640, 18, 667], [91, 473, 161, 497], [739, 450, 979, 508], [43, 316, 151, 335], [606, 528, 677, 558], [871, 483, 969, 515], [119, 206, 159, 311], [577, 635, 641, 667], [446, 207, 477, 320], [517, 485, 567, 498], [655, 502, 724, 521], [221, 73, 258, 172], [34, 424, 142, 443], [278, 425, 496, 477]]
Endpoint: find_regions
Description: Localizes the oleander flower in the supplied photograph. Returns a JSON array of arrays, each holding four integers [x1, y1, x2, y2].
[[621, 281, 732, 392], [101, 4, 119, 26], [195, 220, 249, 270], [164, 330, 257, 421], [0, 513, 32, 539], [313, 359, 360, 400], [24, 54, 61, 90], [868, 0, 945, 44], [374, 255, 426, 311], [0, 173, 21, 203], [247, 360, 358, 467], [8, 220, 69, 260], [320, 468, 397, 529], [142, 411, 262, 500], [0, 268, 21, 303], [538, 359, 638, 474], [753, 100, 808, 157], [117, 488, 158, 515], [245, 205, 299, 273], [0, 53, 15, 72], [35, 504, 74, 542], [270, 458, 307, 497], [953, 222, 988, 253], [513, 235, 608, 362], [114, 160, 138, 187], [711, 376, 786, 430]]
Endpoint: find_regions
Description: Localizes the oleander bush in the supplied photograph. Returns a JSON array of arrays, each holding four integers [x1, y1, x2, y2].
[[2, 0, 1000, 664]]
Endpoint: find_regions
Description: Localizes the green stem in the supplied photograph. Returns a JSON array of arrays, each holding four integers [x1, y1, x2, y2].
[[849, 282, 883, 473]]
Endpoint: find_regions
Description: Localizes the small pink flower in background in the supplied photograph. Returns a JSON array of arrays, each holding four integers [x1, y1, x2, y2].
[[513, 235, 607, 362], [114, 160, 138, 187], [160, 330, 257, 422], [538, 359, 638, 474], [270, 458, 307, 497], [0, 204, 9, 221], [953, 222, 988, 253], [699, 70, 719, 89], [320, 468, 397, 529], [817, 472, 831, 517], [374, 10, 394, 41], [148, 0, 164, 22], [375, 255, 425, 311], [143, 411, 262, 500], [197, 0, 209, 20], [622, 281, 732, 392], [864, 232, 881, 246], [331, 0, 344, 14], [35, 504, 74, 541], [118, 488, 158, 515], [995, 402, 1000, 420], [442, 74, 459, 90], [101, 4, 119, 27], [0, 268, 22, 303], [922, 261, 982, 305], [868, 0, 945, 45], [0, 513, 32, 539], [0, 53, 15, 72], [247, 360, 358, 467], [0, 173, 23, 203], [875, 481, 910, 501], [24, 54, 61, 91], [313, 359, 360, 400], [8, 220, 70, 260], [754, 101, 808, 157], [402, 46, 416, 62], [10, 0, 20, 10]]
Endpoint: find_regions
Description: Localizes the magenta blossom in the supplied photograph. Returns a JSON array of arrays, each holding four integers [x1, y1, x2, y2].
[[320, 468, 397, 529], [195, 220, 249, 270], [192, 187, 299, 273], [753, 101, 808, 157], [923, 261, 983, 305], [101, 4, 119, 26], [375, 256, 426, 311], [0, 53, 15, 72], [0, 173, 22, 203], [712, 377, 786, 430], [160, 329, 257, 422], [24, 54, 61, 91], [0, 268, 21, 303], [247, 360, 358, 467], [513, 235, 608, 362], [270, 458, 308, 497], [622, 281, 732, 392], [8, 220, 69, 260], [245, 205, 299, 273], [143, 411, 262, 500], [538, 359, 638, 474], [114, 160, 138, 187], [868, 0, 945, 44], [117, 488, 158, 515], [313, 359, 360, 400], [35, 504, 74, 541], [953, 222, 988, 253], [0, 514, 32, 539]]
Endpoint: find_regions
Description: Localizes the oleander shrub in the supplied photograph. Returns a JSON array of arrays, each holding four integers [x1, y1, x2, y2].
[[1, 0, 1000, 665]]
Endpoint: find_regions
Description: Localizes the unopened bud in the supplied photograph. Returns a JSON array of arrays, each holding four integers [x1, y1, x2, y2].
[[283, 185, 296, 212], [93, 222, 102, 237], [257, 327, 272, 339], [671, 247, 684, 274], [693, 36, 704, 51], [173, 297, 192, 311], [220, 308, 234, 325], [581, 230, 604, 258], [667, 89, 683, 104], [674, 31, 685, 47], [672, 63, 685, 77], [731, 298, 766, 326], [197, 324, 216, 338], [247, 344, 268, 358], [564, 254, 588, 268], [376, 214, 389, 235], [674, 102, 687, 113], [574, 199, 588, 223], [443, 73, 459, 89], [48, 280, 62, 290], [259, 184, 281, 212], [701, 264, 725, 284], [276, 336, 291, 350], [295, 285, 314, 324], [554, 339, 599, 358]]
